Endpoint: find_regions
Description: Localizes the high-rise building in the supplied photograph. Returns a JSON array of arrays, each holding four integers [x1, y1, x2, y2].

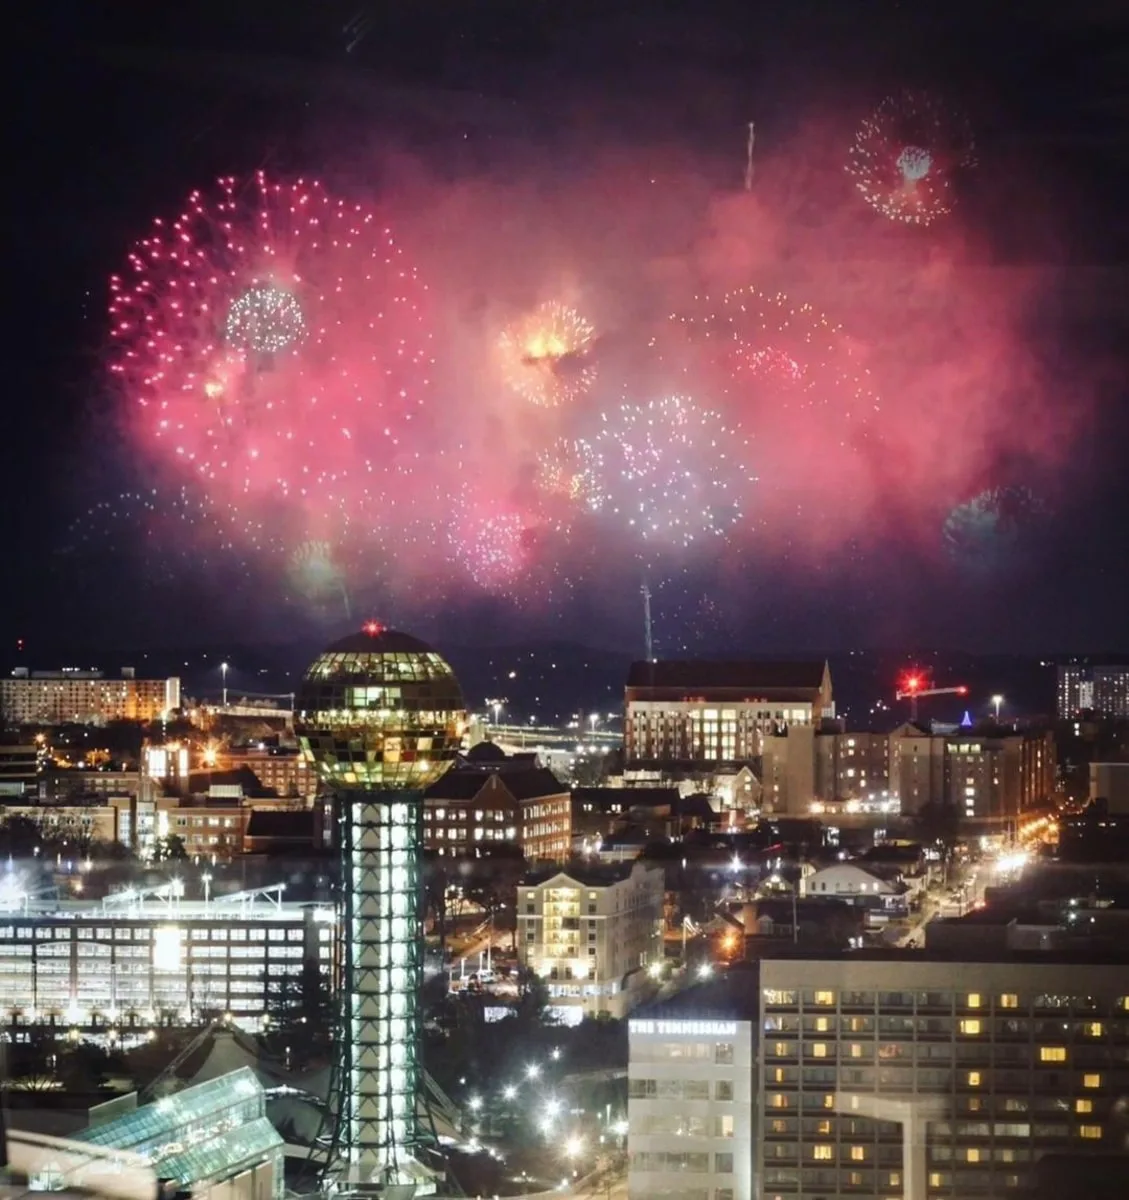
[[629, 1004, 756, 1200], [1058, 664, 1129, 719], [517, 861, 664, 1020], [626, 952, 1129, 1200], [624, 660, 833, 767], [0, 667, 181, 726], [758, 955, 1129, 1200]]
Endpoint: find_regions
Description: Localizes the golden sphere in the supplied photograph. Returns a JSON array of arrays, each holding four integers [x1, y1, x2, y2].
[[295, 624, 466, 791]]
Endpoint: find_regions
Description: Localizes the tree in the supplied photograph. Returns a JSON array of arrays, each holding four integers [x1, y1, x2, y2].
[[151, 834, 187, 862], [262, 960, 334, 1069]]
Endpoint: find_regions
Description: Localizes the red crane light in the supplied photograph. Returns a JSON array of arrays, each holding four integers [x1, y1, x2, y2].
[[958, 686, 968, 695], [904, 673, 922, 694], [362, 620, 384, 637]]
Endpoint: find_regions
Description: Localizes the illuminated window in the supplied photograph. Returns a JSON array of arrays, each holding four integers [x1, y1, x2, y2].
[[849, 1043, 864, 1058], [772, 1068, 785, 1083], [816, 1120, 831, 1135], [999, 993, 1018, 1008], [966, 1148, 981, 1163], [1039, 1046, 1067, 1062], [967, 1097, 983, 1112], [960, 1019, 983, 1035], [773, 1041, 789, 1056], [814, 1016, 830, 1032], [850, 1146, 866, 1161], [770, 1094, 788, 1109], [1079, 1126, 1102, 1140], [929, 1173, 944, 1188], [823, 1094, 835, 1109], [811, 1043, 828, 1058], [770, 1119, 788, 1134], [889, 1173, 901, 1187], [814, 990, 835, 1006], [966, 993, 982, 1009], [848, 1172, 863, 1186], [812, 1145, 833, 1160], [1084, 1022, 1103, 1037], [1083, 1073, 1101, 1089], [967, 1071, 981, 1086], [1076, 1099, 1092, 1114]]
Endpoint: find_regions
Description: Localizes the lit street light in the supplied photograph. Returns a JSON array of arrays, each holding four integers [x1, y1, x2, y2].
[[221, 661, 230, 708], [992, 693, 1004, 721]]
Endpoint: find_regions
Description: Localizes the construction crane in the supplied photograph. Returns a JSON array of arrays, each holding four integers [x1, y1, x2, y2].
[[896, 672, 968, 722]]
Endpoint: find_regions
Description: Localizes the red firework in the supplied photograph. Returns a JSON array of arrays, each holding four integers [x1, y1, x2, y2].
[[108, 172, 433, 525]]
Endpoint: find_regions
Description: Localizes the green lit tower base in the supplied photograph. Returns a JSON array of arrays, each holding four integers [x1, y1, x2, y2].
[[296, 626, 467, 1197]]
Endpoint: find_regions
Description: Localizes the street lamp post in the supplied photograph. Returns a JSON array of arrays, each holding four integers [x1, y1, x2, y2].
[[991, 694, 1004, 721], [202, 872, 212, 908], [221, 662, 229, 709]]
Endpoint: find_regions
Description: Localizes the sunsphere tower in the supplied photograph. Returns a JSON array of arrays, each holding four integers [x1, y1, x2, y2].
[[295, 624, 466, 1196]]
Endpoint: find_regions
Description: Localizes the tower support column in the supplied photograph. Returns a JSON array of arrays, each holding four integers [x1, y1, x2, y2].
[[329, 789, 434, 1197]]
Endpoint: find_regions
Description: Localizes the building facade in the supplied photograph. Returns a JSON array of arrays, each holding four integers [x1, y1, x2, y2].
[[424, 764, 571, 862], [624, 660, 833, 767], [758, 956, 1129, 1200], [888, 725, 1055, 824], [628, 1016, 755, 1200], [0, 890, 331, 1029], [516, 862, 664, 1019], [1, 668, 181, 726], [1058, 664, 1129, 719], [815, 732, 890, 804]]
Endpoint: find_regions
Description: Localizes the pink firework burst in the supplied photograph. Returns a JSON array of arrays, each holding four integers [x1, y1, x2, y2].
[[108, 172, 433, 526], [451, 512, 530, 591]]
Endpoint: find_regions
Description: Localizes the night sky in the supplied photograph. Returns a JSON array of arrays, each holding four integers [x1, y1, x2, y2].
[[7, 1, 1129, 657]]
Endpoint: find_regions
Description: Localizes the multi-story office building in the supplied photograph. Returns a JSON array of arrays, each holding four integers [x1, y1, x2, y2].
[[424, 750, 570, 862], [517, 861, 664, 1020], [758, 954, 1129, 1200], [0, 888, 332, 1029], [628, 1005, 756, 1200], [624, 660, 833, 767], [1058, 664, 1129, 719], [0, 667, 181, 726]]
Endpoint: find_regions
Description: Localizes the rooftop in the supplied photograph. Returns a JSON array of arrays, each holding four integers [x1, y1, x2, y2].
[[626, 659, 827, 692]]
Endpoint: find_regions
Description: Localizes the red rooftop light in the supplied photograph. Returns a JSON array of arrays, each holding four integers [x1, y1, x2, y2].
[[362, 620, 384, 637]]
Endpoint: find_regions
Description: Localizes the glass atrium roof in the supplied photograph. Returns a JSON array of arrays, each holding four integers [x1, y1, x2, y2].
[[77, 1067, 284, 1198]]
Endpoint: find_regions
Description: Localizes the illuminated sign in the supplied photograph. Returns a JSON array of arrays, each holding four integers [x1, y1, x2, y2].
[[629, 1019, 739, 1037]]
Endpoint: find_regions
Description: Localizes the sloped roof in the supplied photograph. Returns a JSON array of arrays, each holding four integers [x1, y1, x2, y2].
[[626, 659, 827, 691], [426, 764, 566, 802], [573, 786, 680, 810]]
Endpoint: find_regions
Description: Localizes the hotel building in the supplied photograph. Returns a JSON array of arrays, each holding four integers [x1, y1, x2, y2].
[[758, 955, 1129, 1199], [628, 1010, 755, 1200], [0, 667, 181, 726]]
